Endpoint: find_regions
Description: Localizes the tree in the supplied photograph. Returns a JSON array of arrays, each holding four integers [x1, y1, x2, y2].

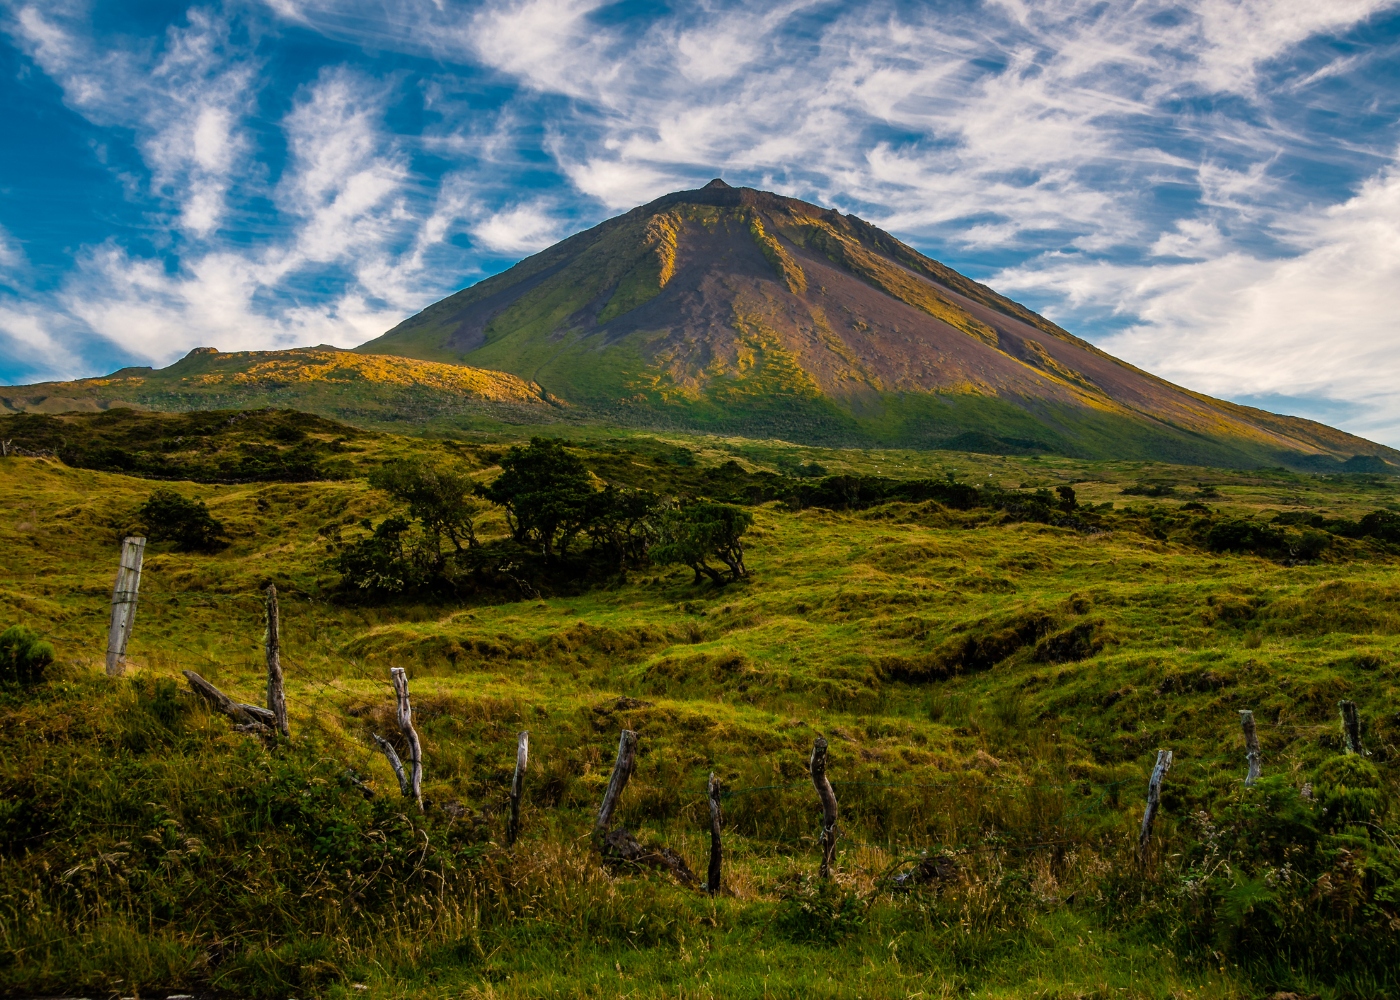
[[369, 460, 484, 567], [139, 488, 227, 552], [651, 502, 753, 585], [585, 485, 661, 570], [481, 438, 595, 562], [0, 625, 54, 685]]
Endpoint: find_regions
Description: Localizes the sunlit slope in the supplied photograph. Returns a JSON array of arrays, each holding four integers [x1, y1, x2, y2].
[[0, 347, 567, 430], [363, 180, 1397, 468]]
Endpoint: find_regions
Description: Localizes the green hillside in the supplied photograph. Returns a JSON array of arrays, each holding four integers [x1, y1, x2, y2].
[[0, 347, 571, 435], [4, 412, 1400, 998]]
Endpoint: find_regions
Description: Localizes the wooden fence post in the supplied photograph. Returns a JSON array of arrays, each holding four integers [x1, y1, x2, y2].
[[390, 668, 423, 810], [508, 730, 529, 846], [105, 536, 146, 676], [372, 734, 410, 796], [1239, 710, 1262, 786], [1138, 749, 1173, 858], [595, 729, 638, 837], [1339, 700, 1365, 756], [707, 771, 723, 895], [182, 669, 274, 730], [810, 737, 839, 878], [264, 585, 289, 737]]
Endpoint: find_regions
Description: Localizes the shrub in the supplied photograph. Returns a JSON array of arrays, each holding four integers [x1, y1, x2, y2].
[[1314, 755, 1388, 828], [651, 501, 753, 584], [333, 516, 425, 596], [139, 488, 226, 552], [0, 625, 54, 685], [1206, 518, 1284, 556], [774, 877, 865, 943]]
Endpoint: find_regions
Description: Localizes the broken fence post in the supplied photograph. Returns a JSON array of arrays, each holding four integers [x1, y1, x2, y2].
[[390, 667, 423, 810], [264, 585, 289, 737], [372, 733, 410, 796], [182, 670, 273, 731], [1339, 699, 1366, 756], [105, 536, 146, 676], [707, 771, 722, 895], [1138, 749, 1173, 858], [595, 729, 638, 837], [1240, 710, 1262, 787], [508, 730, 529, 846], [810, 737, 839, 878]]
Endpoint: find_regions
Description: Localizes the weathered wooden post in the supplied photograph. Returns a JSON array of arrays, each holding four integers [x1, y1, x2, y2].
[[1239, 710, 1262, 786], [372, 734, 410, 796], [1339, 700, 1365, 756], [390, 667, 423, 810], [595, 729, 638, 837], [264, 585, 288, 737], [182, 669, 274, 730], [706, 771, 723, 895], [1138, 749, 1173, 858], [507, 730, 529, 846], [105, 536, 146, 676], [810, 737, 839, 878]]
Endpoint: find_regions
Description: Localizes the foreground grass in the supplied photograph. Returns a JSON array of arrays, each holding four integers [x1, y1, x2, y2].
[[3, 442, 1399, 998]]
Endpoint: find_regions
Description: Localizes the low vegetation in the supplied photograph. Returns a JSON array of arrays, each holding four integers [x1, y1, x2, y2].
[[3, 413, 1400, 998]]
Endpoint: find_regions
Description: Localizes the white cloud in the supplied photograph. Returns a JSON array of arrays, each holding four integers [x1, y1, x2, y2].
[[10, 4, 257, 238], [471, 202, 564, 254], [995, 151, 1400, 442]]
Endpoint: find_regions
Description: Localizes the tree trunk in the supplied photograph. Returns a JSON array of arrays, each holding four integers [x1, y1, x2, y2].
[[391, 668, 423, 810], [105, 537, 146, 676], [809, 737, 839, 878], [264, 585, 289, 737]]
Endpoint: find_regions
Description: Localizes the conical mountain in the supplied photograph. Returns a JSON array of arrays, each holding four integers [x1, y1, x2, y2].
[[381, 182, 1386, 465]]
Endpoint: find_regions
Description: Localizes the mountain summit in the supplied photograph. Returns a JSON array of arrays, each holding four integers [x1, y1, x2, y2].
[[359, 182, 1385, 466]]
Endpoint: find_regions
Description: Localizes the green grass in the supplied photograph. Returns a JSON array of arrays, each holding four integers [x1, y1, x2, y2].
[[3, 429, 1400, 998]]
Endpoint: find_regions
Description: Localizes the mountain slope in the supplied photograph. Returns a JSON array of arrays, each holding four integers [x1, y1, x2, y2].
[[362, 180, 1394, 468], [0, 347, 568, 431]]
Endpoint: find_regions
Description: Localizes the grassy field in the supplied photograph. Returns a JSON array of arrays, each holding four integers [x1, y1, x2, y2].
[[3, 424, 1400, 999]]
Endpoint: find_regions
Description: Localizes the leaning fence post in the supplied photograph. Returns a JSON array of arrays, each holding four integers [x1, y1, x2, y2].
[[390, 668, 423, 810], [1138, 749, 1173, 858], [707, 771, 723, 895], [1239, 710, 1262, 786], [1339, 700, 1366, 756], [105, 536, 146, 676], [810, 737, 839, 878], [372, 734, 410, 796], [595, 729, 638, 838], [264, 585, 289, 737], [507, 730, 529, 846]]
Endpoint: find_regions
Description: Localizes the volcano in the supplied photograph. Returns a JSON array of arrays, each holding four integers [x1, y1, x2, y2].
[[359, 180, 1392, 468]]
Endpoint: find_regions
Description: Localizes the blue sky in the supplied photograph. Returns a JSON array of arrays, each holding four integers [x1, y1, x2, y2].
[[3, 1, 1400, 443]]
